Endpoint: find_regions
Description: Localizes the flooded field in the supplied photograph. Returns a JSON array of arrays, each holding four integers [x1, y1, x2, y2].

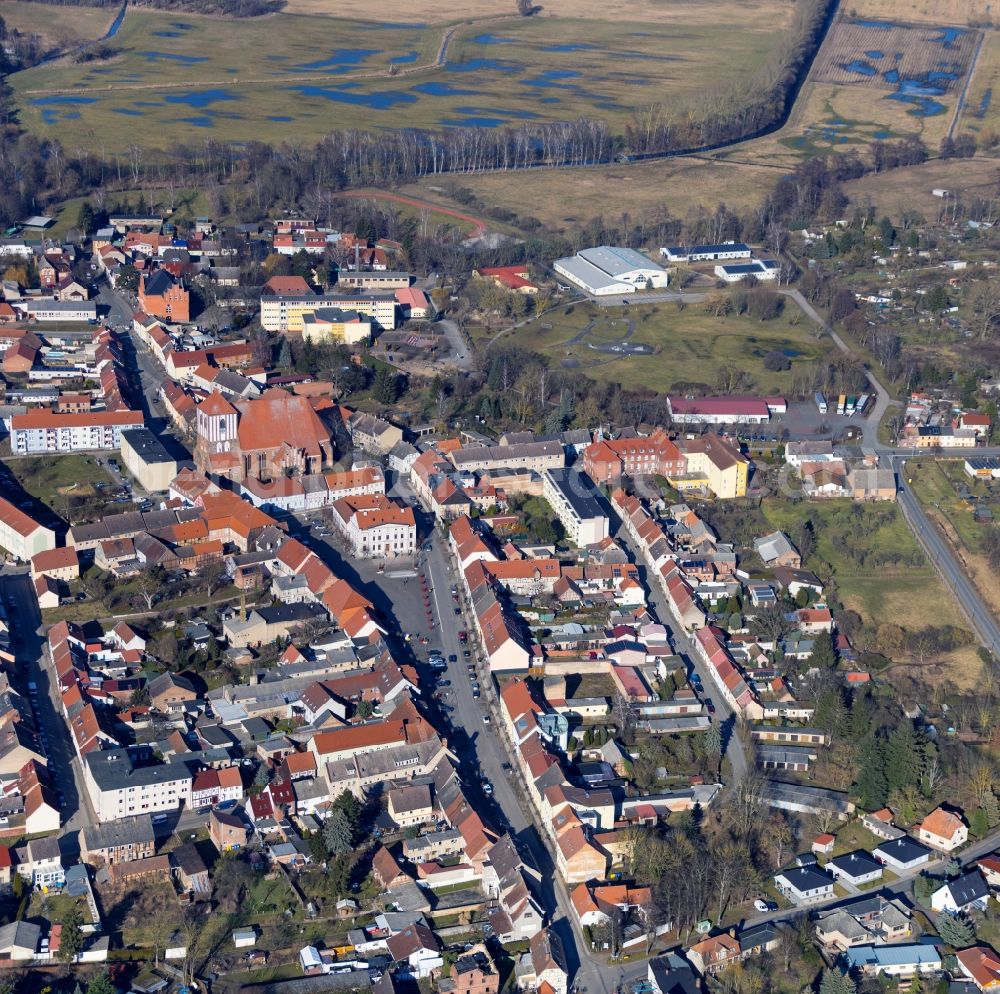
[[11, 3, 791, 150], [813, 18, 980, 118]]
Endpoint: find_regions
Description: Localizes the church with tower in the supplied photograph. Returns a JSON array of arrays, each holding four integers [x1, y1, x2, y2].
[[194, 389, 336, 484]]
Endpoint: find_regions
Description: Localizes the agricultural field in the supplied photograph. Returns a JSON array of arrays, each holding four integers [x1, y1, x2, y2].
[[841, 155, 1000, 221], [756, 17, 981, 161], [9, 1, 793, 151], [957, 30, 1000, 140], [1, 1, 118, 48], [507, 298, 828, 395], [843, 0, 993, 26], [285, 0, 775, 24], [406, 155, 785, 233]]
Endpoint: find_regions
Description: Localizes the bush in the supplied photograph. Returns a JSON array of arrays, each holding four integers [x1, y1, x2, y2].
[[764, 350, 792, 371]]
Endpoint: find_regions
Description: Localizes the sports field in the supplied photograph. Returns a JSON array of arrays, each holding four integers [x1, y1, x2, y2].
[[507, 299, 828, 395], [9, 1, 792, 151]]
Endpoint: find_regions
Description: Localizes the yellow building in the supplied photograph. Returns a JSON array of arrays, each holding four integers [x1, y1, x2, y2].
[[679, 435, 748, 499], [260, 293, 396, 333], [301, 308, 372, 346]]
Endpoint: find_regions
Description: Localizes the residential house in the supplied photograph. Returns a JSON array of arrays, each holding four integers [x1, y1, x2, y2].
[[931, 868, 990, 913], [210, 809, 248, 852], [16, 837, 63, 889], [523, 929, 569, 994], [841, 944, 941, 979], [148, 672, 197, 712], [827, 851, 882, 887], [81, 815, 156, 866], [754, 531, 801, 568], [686, 932, 742, 975], [386, 923, 442, 980], [956, 946, 1000, 992], [774, 864, 834, 905], [917, 806, 968, 851], [872, 836, 931, 872], [813, 896, 912, 951]]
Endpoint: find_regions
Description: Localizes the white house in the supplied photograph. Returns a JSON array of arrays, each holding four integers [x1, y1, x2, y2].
[[827, 851, 883, 887], [931, 868, 990, 913], [872, 836, 931, 872], [843, 944, 942, 978], [916, 807, 968, 851], [386, 923, 442, 980], [774, 865, 834, 905]]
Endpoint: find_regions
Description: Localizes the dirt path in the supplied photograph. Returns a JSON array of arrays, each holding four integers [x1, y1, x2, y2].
[[334, 189, 489, 236]]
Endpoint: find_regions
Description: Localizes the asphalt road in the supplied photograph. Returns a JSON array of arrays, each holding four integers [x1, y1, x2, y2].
[[97, 281, 168, 423], [420, 532, 622, 994], [894, 463, 1000, 657], [0, 567, 95, 853]]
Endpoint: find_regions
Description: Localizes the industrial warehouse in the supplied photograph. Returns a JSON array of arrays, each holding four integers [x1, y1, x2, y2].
[[553, 245, 670, 296]]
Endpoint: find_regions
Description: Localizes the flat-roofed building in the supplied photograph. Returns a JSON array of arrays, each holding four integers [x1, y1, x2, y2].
[[120, 427, 178, 492], [83, 748, 193, 823], [542, 469, 609, 546], [661, 242, 752, 263], [260, 292, 396, 333]]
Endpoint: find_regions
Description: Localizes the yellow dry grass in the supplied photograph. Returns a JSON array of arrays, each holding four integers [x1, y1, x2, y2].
[[844, 0, 993, 25], [958, 29, 1000, 140], [406, 155, 784, 233], [2, 1, 118, 46], [283, 0, 786, 23], [841, 155, 1000, 220], [839, 572, 985, 690]]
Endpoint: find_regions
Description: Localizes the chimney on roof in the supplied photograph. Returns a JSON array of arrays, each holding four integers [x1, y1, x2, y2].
[[354, 244, 360, 272]]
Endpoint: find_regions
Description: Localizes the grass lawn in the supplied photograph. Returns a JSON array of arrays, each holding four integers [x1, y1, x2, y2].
[[30, 891, 88, 922], [11, 2, 792, 152], [409, 155, 785, 235], [846, 0, 991, 24], [509, 299, 828, 395], [761, 497, 981, 686], [907, 458, 1000, 625], [842, 156, 1000, 226], [7, 453, 105, 507], [825, 821, 881, 858]]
